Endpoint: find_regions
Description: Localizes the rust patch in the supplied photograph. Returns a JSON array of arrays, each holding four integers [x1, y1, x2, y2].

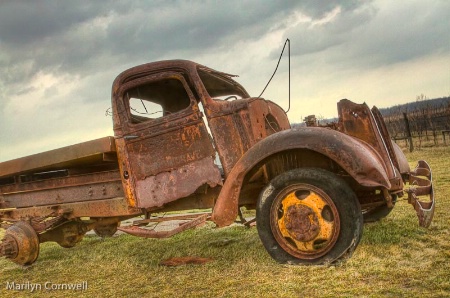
[[0, 221, 39, 266], [134, 156, 222, 208], [0, 137, 116, 179], [212, 128, 392, 227]]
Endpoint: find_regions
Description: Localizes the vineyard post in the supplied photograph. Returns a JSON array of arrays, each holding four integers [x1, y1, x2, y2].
[[403, 112, 414, 152]]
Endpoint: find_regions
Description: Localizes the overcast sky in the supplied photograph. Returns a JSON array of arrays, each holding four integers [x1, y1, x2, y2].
[[1, 0, 449, 162]]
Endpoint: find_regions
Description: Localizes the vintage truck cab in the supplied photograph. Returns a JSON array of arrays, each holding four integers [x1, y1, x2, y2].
[[0, 60, 434, 266]]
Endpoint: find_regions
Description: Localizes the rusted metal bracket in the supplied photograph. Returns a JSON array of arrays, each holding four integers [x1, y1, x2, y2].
[[382, 189, 395, 208], [237, 208, 256, 228], [117, 213, 209, 238], [242, 218, 256, 228], [133, 213, 210, 226], [406, 160, 435, 228], [29, 208, 74, 233]]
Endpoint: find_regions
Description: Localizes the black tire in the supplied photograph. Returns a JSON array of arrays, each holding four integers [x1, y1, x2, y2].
[[256, 168, 363, 265]]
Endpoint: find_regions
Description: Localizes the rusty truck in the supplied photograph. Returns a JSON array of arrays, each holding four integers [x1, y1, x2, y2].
[[0, 60, 434, 266]]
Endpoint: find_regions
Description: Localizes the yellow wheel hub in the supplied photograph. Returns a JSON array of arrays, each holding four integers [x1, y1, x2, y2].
[[271, 185, 340, 258]]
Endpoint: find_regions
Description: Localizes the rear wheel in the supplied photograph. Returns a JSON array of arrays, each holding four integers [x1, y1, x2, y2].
[[256, 168, 363, 265], [1, 221, 40, 266]]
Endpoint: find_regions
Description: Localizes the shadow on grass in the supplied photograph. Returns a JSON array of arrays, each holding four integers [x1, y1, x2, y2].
[[30, 224, 270, 270], [2, 210, 434, 275], [362, 217, 427, 246]]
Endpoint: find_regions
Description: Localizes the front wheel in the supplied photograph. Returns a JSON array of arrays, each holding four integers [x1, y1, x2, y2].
[[256, 168, 363, 265]]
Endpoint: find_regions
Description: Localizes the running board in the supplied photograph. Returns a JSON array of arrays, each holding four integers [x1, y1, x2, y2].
[[117, 213, 209, 238]]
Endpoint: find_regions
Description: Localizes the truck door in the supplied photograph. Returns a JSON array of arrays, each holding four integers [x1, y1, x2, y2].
[[113, 72, 222, 209]]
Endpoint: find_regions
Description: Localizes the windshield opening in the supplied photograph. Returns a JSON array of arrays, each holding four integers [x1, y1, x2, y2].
[[198, 68, 249, 101]]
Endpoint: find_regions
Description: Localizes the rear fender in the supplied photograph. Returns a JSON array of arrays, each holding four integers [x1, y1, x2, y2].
[[211, 128, 391, 227]]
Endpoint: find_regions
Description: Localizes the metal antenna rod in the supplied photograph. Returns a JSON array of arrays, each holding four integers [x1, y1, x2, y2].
[[257, 38, 291, 113]]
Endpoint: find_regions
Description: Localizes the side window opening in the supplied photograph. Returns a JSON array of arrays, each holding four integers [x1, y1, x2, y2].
[[126, 78, 191, 124], [129, 97, 164, 122]]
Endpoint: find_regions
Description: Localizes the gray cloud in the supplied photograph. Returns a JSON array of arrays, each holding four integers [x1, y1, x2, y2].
[[0, 1, 367, 87], [353, 1, 450, 64], [284, 0, 450, 69], [0, 0, 448, 161], [0, 2, 108, 45]]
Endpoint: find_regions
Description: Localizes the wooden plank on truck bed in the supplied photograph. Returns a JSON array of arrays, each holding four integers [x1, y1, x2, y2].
[[0, 136, 117, 178]]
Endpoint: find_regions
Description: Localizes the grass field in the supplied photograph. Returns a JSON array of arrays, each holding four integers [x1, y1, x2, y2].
[[1, 147, 449, 298]]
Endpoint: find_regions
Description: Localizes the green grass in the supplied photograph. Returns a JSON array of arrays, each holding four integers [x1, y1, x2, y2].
[[1, 147, 449, 297]]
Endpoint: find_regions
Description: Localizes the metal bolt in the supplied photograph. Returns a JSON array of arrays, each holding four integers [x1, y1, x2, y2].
[[0, 238, 17, 259]]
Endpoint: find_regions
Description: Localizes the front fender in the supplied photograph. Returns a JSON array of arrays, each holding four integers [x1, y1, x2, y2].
[[211, 127, 391, 227], [392, 140, 410, 174]]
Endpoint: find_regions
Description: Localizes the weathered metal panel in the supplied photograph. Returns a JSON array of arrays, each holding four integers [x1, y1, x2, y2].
[[114, 138, 137, 207], [155, 187, 219, 212], [371, 106, 400, 170], [0, 197, 139, 219], [0, 137, 116, 178], [338, 100, 396, 180], [134, 156, 222, 208], [247, 99, 290, 142], [392, 141, 410, 174], [212, 128, 391, 227], [208, 115, 247, 176], [113, 70, 219, 209], [0, 171, 122, 208], [126, 121, 215, 178], [206, 98, 290, 177], [266, 101, 291, 131]]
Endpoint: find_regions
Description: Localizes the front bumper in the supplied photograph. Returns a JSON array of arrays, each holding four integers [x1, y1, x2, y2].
[[406, 160, 435, 228]]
